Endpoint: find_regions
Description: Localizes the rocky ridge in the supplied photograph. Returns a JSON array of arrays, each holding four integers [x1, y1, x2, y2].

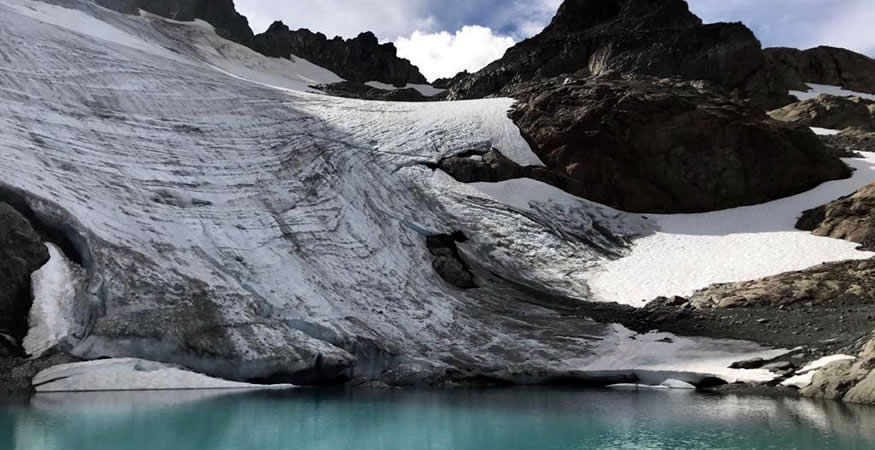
[[447, 0, 795, 108], [765, 46, 875, 96], [96, 0, 429, 87]]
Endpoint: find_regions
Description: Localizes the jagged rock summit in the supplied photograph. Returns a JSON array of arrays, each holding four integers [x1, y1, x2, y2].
[[448, 0, 792, 107], [252, 22, 428, 87], [97, 0, 254, 44]]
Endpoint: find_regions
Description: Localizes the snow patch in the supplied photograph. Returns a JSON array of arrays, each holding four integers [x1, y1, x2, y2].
[[586, 155, 875, 306], [33, 358, 295, 392], [24, 243, 81, 358], [811, 127, 842, 136], [790, 83, 875, 102]]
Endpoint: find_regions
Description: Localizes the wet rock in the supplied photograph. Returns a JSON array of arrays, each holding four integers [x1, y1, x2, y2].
[[769, 95, 875, 132], [797, 182, 875, 251], [0, 202, 50, 345], [252, 22, 427, 87], [507, 76, 850, 213]]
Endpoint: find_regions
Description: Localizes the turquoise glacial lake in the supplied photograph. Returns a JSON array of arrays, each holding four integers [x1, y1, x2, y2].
[[2, 387, 875, 449]]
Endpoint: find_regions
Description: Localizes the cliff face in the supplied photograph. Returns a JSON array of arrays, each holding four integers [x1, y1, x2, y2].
[[252, 22, 428, 87], [447, 0, 792, 107], [96, 0, 428, 87]]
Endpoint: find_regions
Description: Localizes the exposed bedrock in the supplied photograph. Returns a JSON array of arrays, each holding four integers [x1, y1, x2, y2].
[[448, 0, 794, 108], [769, 95, 875, 132], [504, 76, 850, 213], [0, 202, 49, 349], [764, 46, 875, 96], [252, 22, 428, 87], [425, 232, 476, 289], [797, 183, 875, 251]]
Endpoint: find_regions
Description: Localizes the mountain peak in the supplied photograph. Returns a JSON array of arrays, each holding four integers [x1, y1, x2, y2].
[[547, 0, 702, 33]]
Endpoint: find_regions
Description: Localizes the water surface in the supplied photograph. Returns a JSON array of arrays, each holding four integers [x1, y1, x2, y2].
[[2, 388, 875, 449]]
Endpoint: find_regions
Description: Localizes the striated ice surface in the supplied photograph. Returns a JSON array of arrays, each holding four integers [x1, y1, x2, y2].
[[0, 0, 822, 386]]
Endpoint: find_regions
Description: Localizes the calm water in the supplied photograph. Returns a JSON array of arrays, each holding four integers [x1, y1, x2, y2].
[[2, 388, 875, 450]]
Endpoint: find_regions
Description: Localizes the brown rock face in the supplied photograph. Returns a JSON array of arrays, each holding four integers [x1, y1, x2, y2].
[[506, 76, 850, 213], [0, 203, 49, 344], [797, 183, 875, 251], [769, 95, 875, 132], [252, 22, 428, 87], [448, 0, 793, 107], [802, 337, 875, 404], [764, 46, 875, 96], [683, 259, 875, 309]]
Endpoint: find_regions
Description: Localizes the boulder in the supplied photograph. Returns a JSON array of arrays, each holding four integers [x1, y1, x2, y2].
[[0, 203, 49, 344], [802, 338, 875, 404], [448, 0, 794, 107], [797, 183, 875, 251], [506, 76, 850, 213], [252, 22, 428, 87], [769, 95, 875, 132], [764, 46, 875, 96]]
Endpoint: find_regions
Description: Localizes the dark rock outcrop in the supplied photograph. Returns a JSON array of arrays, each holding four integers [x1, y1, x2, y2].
[[447, 0, 793, 107], [769, 95, 875, 131], [764, 46, 875, 95], [797, 183, 875, 251], [0, 203, 49, 345], [426, 233, 476, 289], [252, 22, 427, 87], [96, 0, 254, 45], [432, 71, 469, 90], [316, 82, 431, 102], [505, 76, 850, 213]]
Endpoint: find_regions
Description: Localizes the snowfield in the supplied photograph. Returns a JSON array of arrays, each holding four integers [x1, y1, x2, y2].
[[584, 154, 875, 306], [365, 81, 446, 97], [790, 83, 875, 102], [1, 0, 869, 388]]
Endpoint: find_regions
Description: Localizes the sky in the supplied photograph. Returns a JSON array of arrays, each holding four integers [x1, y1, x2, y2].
[[234, 0, 875, 81]]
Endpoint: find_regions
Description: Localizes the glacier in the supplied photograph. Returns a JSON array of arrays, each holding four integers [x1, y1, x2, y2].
[[2, 0, 871, 390]]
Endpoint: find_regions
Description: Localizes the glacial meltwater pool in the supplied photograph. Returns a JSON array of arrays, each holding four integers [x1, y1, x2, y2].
[[2, 388, 875, 449]]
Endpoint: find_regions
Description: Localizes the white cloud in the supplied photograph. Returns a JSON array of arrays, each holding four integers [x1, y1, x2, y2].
[[395, 26, 515, 81]]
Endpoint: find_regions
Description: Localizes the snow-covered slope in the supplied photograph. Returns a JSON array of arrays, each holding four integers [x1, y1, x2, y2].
[[790, 83, 875, 102], [365, 81, 446, 97], [1, 0, 860, 387]]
